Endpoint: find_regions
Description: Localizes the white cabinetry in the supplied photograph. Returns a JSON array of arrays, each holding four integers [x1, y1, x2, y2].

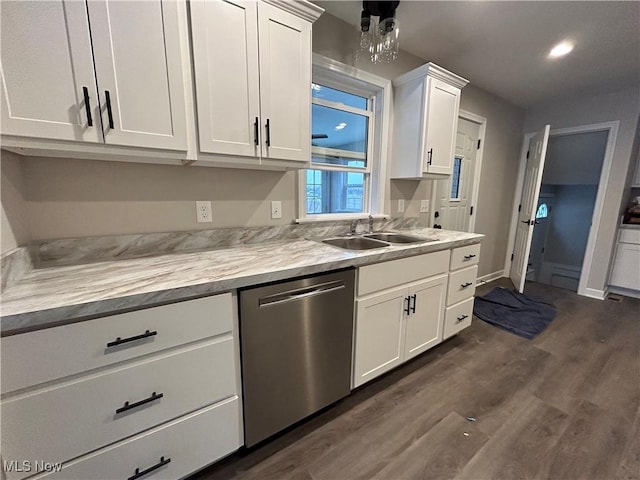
[[609, 228, 640, 293], [0, 0, 188, 151], [190, 0, 320, 167], [391, 63, 468, 178], [443, 244, 480, 339], [0, 293, 242, 480], [353, 250, 450, 388]]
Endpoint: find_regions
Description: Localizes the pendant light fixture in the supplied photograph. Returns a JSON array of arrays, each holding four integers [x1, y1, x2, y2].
[[357, 1, 400, 64]]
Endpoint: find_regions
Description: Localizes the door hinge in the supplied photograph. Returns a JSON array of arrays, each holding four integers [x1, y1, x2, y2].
[[477, 139, 481, 149], [518, 204, 522, 212], [470, 206, 474, 215], [511, 253, 514, 261], [526, 150, 530, 159]]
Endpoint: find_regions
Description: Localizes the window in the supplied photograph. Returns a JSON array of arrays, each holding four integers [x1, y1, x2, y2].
[[536, 203, 549, 219], [450, 157, 463, 199], [298, 56, 390, 221]]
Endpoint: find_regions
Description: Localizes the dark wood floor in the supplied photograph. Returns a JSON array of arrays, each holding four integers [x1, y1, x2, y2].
[[193, 279, 640, 480]]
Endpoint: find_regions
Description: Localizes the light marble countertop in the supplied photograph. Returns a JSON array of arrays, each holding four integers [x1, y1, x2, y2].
[[1, 228, 483, 336]]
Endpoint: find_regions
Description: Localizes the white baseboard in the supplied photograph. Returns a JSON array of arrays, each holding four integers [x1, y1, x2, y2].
[[581, 287, 607, 300], [607, 286, 640, 300], [477, 270, 504, 285]]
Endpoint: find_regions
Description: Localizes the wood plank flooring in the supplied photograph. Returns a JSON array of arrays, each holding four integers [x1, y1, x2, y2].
[[192, 279, 640, 480]]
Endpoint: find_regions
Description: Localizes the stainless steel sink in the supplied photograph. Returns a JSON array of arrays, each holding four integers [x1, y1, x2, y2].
[[321, 236, 390, 250], [364, 232, 437, 244]]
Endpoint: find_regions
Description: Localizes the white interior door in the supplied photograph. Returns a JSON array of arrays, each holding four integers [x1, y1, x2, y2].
[[510, 125, 551, 292], [190, 0, 261, 158], [87, 0, 188, 150], [258, 2, 311, 163], [0, 0, 102, 143], [432, 117, 479, 231]]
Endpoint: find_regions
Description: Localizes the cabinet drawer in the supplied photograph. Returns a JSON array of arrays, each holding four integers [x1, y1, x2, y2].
[[447, 265, 478, 306], [358, 250, 450, 296], [2, 293, 233, 394], [443, 297, 474, 339], [1, 338, 236, 476], [619, 228, 640, 244], [450, 244, 481, 271], [609, 243, 640, 289], [32, 398, 241, 480]]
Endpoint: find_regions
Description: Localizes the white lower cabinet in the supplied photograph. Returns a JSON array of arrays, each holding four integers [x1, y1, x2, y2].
[[1, 293, 242, 480], [609, 228, 640, 292], [353, 251, 450, 388]]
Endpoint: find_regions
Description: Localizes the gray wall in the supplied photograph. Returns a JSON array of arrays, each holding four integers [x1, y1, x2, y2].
[[523, 87, 640, 293], [542, 131, 608, 185], [1, 150, 30, 252]]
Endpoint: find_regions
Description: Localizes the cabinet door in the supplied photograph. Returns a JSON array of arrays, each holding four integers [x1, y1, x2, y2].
[[257, 2, 311, 163], [0, 0, 102, 143], [609, 243, 640, 290], [405, 274, 447, 360], [87, 0, 187, 150], [190, 0, 261, 158], [353, 287, 407, 388], [423, 77, 460, 175]]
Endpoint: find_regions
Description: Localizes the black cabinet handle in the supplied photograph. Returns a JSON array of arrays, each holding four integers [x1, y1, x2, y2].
[[464, 254, 476, 260], [410, 294, 417, 314], [427, 148, 433, 165], [82, 86, 93, 127], [404, 296, 411, 315], [105, 90, 114, 129], [127, 456, 171, 480], [456, 314, 469, 323], [265, 118, 271, 147], [107, 329, 157, 348], [254, 117, 259, 146], [461, 282, 473, 288], [116, 391, 163, 414]]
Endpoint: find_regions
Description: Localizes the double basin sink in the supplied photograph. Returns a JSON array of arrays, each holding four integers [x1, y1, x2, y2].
[[321, 232, 438, 251]]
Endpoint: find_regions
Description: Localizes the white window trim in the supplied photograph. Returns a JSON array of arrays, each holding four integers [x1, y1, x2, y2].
[[296, 54, 392, 223]]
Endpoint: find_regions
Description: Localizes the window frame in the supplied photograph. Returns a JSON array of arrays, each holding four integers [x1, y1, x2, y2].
[[296, 54, 391, 222]]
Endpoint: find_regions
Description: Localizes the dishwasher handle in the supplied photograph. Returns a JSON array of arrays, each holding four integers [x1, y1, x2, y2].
[[258, 280, 346, 307]]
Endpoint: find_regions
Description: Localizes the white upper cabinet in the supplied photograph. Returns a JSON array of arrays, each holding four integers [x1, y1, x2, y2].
[[190, 0, 261, 158], [391, 63, 468, 178], [0, 1, 102, 143], [87, 1, 188, 150], [1, 0, 188, 152], [190, 0, 319, 166], [257, 2, 311, 163]]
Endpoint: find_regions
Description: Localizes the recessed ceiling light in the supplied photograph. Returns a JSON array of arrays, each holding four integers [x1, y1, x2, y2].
[[335, 122, 347, 130], [548, 41, 574, 58]]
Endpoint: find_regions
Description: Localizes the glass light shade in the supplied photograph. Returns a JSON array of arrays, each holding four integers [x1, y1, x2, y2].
[[376, 17, 399, 64]]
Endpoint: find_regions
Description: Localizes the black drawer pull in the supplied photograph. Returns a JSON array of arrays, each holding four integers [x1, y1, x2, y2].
[[265, 118, 271, 147], [456, 314, 469, 323], [105, 90, 114, 129], [404, 296, 411, 315], [116, 391, 163, 414], [427, 148, 433, 165], [128, 456, 171, 480], [464, 254, 476, 259], [254, 116, 259, 145], [107, 330, 157, 348], [461, 282, 473, 288], [410, 294, 417, 314], [82, 86, 93, 127]]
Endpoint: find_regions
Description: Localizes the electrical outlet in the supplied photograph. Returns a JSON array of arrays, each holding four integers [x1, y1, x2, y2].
[[271, 200, 282, 219], [398, 199, 405, 213], [196, 201, 212, 223], [420, 200, 430, 213]]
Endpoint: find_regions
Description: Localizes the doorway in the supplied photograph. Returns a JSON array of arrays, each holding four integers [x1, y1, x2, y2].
[[506, 121, 619, 298], [431, 110, 486, 232]]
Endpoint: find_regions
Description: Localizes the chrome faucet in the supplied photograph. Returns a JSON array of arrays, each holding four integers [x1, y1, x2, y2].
[[368, 215, 374, 233]]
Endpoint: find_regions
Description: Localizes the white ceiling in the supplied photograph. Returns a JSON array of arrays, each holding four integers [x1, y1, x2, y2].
[[314, 1, 640, 108]]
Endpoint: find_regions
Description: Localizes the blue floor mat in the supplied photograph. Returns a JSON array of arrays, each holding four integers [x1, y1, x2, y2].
[[473, 287, 556, 340]]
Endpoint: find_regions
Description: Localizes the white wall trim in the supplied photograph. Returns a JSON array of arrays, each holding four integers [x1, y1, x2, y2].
[[505, 121, 619, 300], [459, 109, 487, 233], [607, 286, 640, 300], [477, 269, 504, 285]]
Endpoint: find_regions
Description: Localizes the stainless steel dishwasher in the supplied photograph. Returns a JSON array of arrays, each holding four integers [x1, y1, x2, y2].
[[239, 269, 355, 447]]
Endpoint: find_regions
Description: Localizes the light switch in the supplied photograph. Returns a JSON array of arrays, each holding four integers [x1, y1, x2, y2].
[[271, 201, 282, 219], [420, 200, 430, 213], [398, 199, 405, 213]]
